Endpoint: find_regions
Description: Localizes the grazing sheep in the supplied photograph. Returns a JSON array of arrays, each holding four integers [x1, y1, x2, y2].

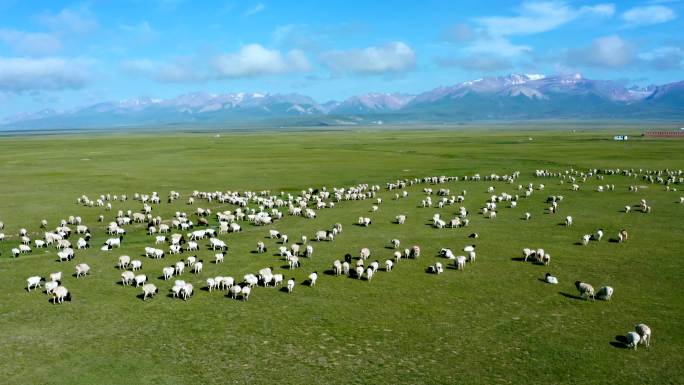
[[626, 332, 641, 350], [52, 286, 69, 304], [256, 241, 266, 253], [394, 251, 402, 262], [134, 274, 147, 287], [27, 276, 42, 291], [171, 281, 185, 298], [193, 261, 203, 274], [272, 274, 283, 287], [287, 255, 300, 269], [206, 278, 217, 292], [618, 229, 629, 243], [176, 261, 185, 275], [241, 286, 251, 301], [186, 256, 196, 266], [142, 284, 158, 301], [428, 262, 444, 274], [181, 283, 193, 301], [228, 284, 242, 299], [596, 229, 604, 242], [366, 267, 374, 282], [395, 215, 406, 224], [582, 234, 591, 245], [635, 324, 651, 347], [45, 281, 59, 294], [565, 216, 573, 226], [49, 271, 62, 283], [411, 245, 421, 258], [541, 253, 551, 266], [287, 278, 295, 293], [391, 239, 400, 249], [369, 260, 380, 272], [215, 252, 225, 264], [121, 271, 135, 285], [303, 245, 314, 258], [340, 261, 350, 276], [625, 205, 631, 213], [308, 272, 318, 286], [385, 260, 393, 271], [75, 263, 90, 278], [355, 266, 364, 279], [544, 273, 558, 284], [131, 260, 142, 271], [332, 260, 342, 276], [575, 281, 595, 300], [162, 266, 175, 280], [360, 247, 371, 260], [118, 255, 131, 269], [597, 286, 614, 300], [524, 212, 531, 220], [455, 256, 466, 270]]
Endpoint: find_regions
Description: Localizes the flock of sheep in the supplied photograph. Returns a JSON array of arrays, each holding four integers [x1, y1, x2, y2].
[[5, 167, 683, 351]]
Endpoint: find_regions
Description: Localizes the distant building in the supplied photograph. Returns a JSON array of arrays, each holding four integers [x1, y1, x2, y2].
[[644, 130, 684, 138], [614, 135, 628, 141]]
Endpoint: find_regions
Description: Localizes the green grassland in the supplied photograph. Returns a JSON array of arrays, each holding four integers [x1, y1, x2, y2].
[[0, 127, 683, 384]]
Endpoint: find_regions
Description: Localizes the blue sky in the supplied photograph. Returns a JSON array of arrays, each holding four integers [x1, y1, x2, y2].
[[0, 0, 682, 117]]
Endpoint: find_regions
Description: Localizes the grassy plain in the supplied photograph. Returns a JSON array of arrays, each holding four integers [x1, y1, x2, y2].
[[0, 126, 683, 384]]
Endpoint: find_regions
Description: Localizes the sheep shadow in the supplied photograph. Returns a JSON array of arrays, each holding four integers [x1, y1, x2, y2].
[[323, 269, 336, 276], [200, 287, 210, 292], [559, 292, 584, 300], [510, 257, 527, 262], [279, 287, 289, 293], [280, 264, 292, 269], [135, 293, 146, 301], [537, 278, 548, 283], [611, 335, 630, 349], [574, 242, 584, 246], [384, 246, 395, 250], [609, 238, 620, 243]]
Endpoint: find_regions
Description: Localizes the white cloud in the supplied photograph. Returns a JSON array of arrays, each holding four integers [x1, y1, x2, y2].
[[638, 46, 684, 70], [475, 1, 614, 37], [244, 3, 265, 16], [37, 7, 99, 34], [567, 35, 635, 68], [122, 44, 310, 82], [459, 2, 614, 58], [119, 21, 158, 44], [213, 44, 310, 77], [621, 5, 676, 27], [321, 42, 416, 75], [0, 57, 92, 92], [0, 29, 61, 55], [121, 58, 204, 83]]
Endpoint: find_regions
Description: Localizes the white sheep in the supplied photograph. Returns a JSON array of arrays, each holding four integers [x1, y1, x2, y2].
[[27, 276, 42, 291], [626, 331, 641, 350], [121, 271, 135, 285], [162, 266, 175, 280], [181, 283, 193, 300], [75, 263, 90, 278], [355, 266, 364, 279], [391, 239, 400, 249], [272, 274, 283, 287], [241, 286, 251, 301], [308, 272, 318, 286], [287, 278, 295, 293], [359, 247, 371, 260], [332, 260, 342, 276], [618, 229, 629, 243], [565, 216, 573, 226], [118, 255, 131, 269], [450, 254, 464, 269], [49, 271, 62, 283], [524, 212, 531, 220], [206, 278, 217, 292], [134, 274, 147, 287], [385, 260, 394, 272], [582, 234, 591, 245], [142, 284, 157, 301], [193, 261, 203, 274], [366, 267, 374, 281], [215, 252, 225, 264], [131, 260, 142, 271], [45, 281, 59, 294], [635, 324, 651, 347], [52, 286, 69, 304], [597, 286, 614, 300], [575, 281, 595, 300]]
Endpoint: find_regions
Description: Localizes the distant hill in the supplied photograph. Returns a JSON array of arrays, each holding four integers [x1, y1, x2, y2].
[[3, 74, 682, 129]]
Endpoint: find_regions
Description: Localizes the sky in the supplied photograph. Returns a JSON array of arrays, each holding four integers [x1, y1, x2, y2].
[[0, 0, 682, 117]]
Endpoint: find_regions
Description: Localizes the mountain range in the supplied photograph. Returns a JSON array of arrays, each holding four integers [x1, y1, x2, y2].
[[3, 73, 683, 129]]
